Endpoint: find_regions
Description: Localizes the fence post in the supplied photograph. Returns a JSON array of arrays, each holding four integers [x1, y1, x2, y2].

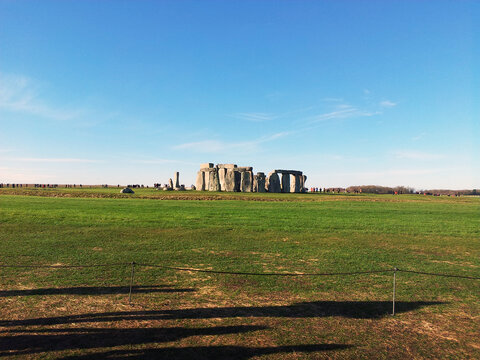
[[392, 267, 397, 316], [128, 261, 136, 304]]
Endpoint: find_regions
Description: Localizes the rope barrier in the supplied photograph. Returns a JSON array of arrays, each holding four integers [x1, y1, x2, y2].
[[1, 262, 480, 280], [397, 268, 480, 280], [0, 263, 129, 269]]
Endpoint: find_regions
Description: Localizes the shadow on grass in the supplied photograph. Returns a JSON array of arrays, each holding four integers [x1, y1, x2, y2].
[[0, 285, 195, 297], [61, 344, 352, 359], [0, 301, 444, 327], [0, 326, 271, 357]]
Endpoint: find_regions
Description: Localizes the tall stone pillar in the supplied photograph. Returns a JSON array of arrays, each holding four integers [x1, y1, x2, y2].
[[234, 171, 241, 192], [218, 168, 227, 191], [290, 174, 298, 193], [225, 169, 236, 192], [174, 172, 180, 188], [281, 172, 290, 193], [254, 172, 266, 193], [208, 168, 220, 192], [241, 171, 253, 192], [195, 171, 205, 191], [267, 172, 281, 193]]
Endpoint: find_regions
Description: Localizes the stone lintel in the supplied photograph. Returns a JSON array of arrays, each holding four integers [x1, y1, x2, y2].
[[273, 169, 303, 176], [200, 163, 214, 169], [217, 164, 237, 169], [237, 166, 253, 172]]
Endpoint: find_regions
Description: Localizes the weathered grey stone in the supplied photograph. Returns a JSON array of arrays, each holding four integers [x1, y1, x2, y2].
[[300, 175, 307, 192], [191, 185, 196, 191], [237, 166, 253, 172], [195, 171, 205, 191], [224, 169, 236, 192], [218, 167, 227, 191], [120, 187, 134, 194], [217, 164, 237, 169], [174, 172, 179, 188], [175, 184, 186, 191], [267, 173, 281, 193], [254, 172, 266, 193], [290, 174, 301, 193], [208, 168, 220, 191], [274, 169, 303, 176], [290, 174, 297, 193], [281, 173, 290, 193], [168, 178, 173, 189], [200, 163, 214, 169], [241, 171, 253, 192], [234, 170, 241, 192]]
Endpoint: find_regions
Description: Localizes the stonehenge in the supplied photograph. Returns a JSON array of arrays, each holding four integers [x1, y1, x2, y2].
[[196, 163, 306, 193]]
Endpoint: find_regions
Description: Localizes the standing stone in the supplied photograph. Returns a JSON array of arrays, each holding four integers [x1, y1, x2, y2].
[[241, 171, 253, 192], [253, 172, 266, 193], [281, 173, 290, 193], [267, 172, 281, 193], [218, 167, 227, 191], [195, 171, 205, 191], [168, 178, 174, 189], [208, 168, 220, 192], [225, 169, 236, 192], [234, 170, 242, 192], [290, 174, 297, 193], [300, 175, 307, 192], [174, 172, 180, 188]]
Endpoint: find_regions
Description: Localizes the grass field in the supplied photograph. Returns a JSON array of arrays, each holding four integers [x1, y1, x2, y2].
[[1, 188, 479, 359]]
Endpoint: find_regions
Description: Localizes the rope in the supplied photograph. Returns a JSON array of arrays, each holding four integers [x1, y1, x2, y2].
[[1, 262, 480, 280], [0, 263, 129, 269], [397, 268, 480, 280]]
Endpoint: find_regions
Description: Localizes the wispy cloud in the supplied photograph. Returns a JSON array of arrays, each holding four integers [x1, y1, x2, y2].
[[0, 73, 81, 121], [230, 112, 277, 122], [306, 105, 378, 124], [136, 158, 197, 165], [3, 157, 103, 163], [173, 131, 291, 153], [380, 100, 397, 108], [393, 151, 446, 160], [411, 132, 426, 141]]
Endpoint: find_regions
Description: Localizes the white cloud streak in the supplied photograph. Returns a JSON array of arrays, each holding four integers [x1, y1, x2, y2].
[[0, 73, 81, 121], [306, 105, 378, 124], [230, 112, 277, 122], [380, 100, 397, 108], [393, 151, 446, 161], [3, 157, 103, 163], [173, 131, 291, 153]]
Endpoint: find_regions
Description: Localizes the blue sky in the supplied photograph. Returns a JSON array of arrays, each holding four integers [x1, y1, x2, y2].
[[0, 1, 478, 189]]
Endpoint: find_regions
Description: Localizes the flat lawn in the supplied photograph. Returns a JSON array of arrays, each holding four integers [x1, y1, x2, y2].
[[0, 189, 479, 359]]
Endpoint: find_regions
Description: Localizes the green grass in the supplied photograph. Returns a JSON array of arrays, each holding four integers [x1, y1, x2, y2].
[[0, 189, 479, 359]]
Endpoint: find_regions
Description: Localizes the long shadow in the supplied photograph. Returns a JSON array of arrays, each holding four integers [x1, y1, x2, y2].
[[0, 326, 267, 357], [0, 285, 195, 297], [61, 344, 353, 359], [0, 301, 444, 327]]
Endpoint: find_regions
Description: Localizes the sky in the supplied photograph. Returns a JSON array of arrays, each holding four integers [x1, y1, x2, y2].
[[0, 1, 478, 189]]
